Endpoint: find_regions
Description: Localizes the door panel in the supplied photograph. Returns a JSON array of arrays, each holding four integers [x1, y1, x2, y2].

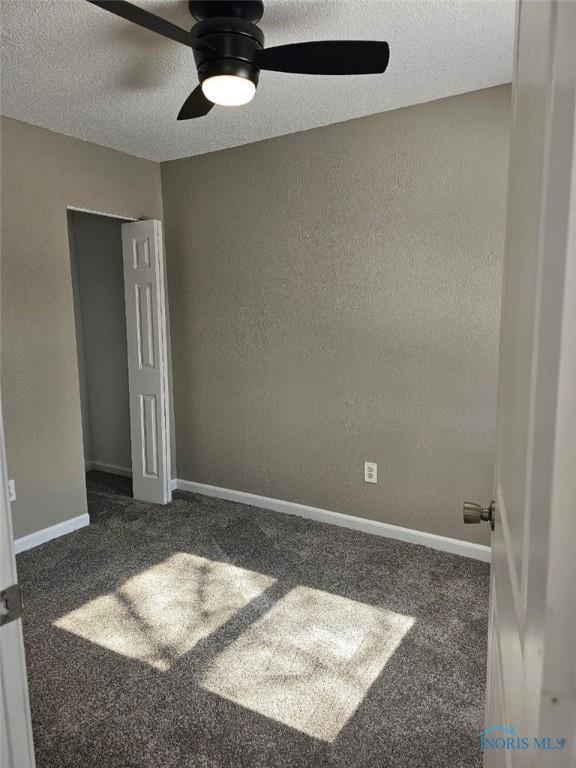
[[485, 1, 576, 765], [486, 597, 511, 768], [496, 0, 554, 589], [135, 283, 155, 369], [121, 220, 171, 505]]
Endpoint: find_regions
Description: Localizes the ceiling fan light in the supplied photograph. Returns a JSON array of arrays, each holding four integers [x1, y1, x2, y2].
[[201, 75, 256, 106]]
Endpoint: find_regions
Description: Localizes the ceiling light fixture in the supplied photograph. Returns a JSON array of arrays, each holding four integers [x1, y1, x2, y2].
[[201, 74, 256, 107], [86, 0, 390, 121]]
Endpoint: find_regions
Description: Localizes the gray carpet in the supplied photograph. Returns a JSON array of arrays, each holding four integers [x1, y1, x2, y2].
[[17, 471, 489, 768]]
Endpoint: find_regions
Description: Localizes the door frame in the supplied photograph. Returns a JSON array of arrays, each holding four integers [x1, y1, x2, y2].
[[65, 205, 173, 500], [0, 393, 36, 768]]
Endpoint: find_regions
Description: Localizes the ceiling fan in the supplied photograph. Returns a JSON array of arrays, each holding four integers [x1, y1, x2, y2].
[[86, 0, 390, 120]]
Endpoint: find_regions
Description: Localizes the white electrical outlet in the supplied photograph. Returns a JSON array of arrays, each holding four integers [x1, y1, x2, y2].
[[8, 479, 16, 502], [364, 462, 377, 484]]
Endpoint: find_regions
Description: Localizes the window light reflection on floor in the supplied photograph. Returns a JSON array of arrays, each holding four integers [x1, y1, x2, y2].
[[201, 585, 414, 742], [54, 553, 276, 671], [54, 556, 414, 741]]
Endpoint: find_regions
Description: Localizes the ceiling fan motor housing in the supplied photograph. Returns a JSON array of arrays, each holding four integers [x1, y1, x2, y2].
[[86, 0, 391, 120], [190, 17, 264, 90]]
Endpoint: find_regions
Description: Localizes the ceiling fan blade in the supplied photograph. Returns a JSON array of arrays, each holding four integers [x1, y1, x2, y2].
[[255, 41, 390, 75], [86, 0, 194, 48], [177, 86, 214, 120]]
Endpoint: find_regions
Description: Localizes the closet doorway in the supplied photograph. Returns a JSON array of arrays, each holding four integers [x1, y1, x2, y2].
[[67, 209, 171, 505]]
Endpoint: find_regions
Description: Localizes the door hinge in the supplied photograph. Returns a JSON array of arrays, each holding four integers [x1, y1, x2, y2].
[[0, 584, 23, 626]]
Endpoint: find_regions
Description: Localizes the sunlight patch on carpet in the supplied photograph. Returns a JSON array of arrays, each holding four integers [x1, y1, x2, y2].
[[54, 553, 276, 670], [201, 585, 414, 741]]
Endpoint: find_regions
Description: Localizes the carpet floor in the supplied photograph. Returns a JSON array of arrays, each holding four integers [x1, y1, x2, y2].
[[17, 471, 490, 768]]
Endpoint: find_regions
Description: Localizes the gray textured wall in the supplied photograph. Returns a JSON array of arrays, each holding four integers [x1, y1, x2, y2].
[[1, 117, 163, 539], [2, 87, 508, 544], [68, 211, 131, 470], [162, 86, 510, 544], [68, 215, 92, 463]]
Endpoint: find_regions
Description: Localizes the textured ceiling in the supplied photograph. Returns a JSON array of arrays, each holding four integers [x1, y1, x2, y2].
[[0, 0, 515, 161]]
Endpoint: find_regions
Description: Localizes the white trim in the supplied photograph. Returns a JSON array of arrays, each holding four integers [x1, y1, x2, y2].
[[173, 479, 491, 562], [66, 205, 137, 222], [85, 461, 132, 478], [0, 394, 36, 767], [14, 514, 90, 555]]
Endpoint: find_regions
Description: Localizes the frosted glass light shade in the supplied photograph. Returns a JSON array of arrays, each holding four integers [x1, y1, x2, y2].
[[201, 75, 256, 106]]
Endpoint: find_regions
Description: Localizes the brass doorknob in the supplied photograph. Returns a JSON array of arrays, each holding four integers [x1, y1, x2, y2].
[[463, 500, 495, 530]]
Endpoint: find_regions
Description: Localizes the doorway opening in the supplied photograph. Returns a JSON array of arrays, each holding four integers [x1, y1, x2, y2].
[[68, 209, 133, 499], [67, 209, 172, 508]]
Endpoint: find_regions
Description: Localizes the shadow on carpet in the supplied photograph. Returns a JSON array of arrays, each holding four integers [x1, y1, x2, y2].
[[16, 471, 489, 768]]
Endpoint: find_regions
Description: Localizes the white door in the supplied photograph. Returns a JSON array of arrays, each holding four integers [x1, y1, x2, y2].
[[121, 220, 172, 505], [480, 0, 576, 764], [0, 397, 36, 768]]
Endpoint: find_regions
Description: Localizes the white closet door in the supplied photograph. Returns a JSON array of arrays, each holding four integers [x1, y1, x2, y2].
[[121, 219, 171, 505]]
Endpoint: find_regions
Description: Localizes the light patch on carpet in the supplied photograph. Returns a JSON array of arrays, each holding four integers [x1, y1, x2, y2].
[[54, 553, 276, 671], [201, 585, 414, 742]]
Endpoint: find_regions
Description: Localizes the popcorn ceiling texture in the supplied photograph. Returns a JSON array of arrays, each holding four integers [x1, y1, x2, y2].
[[0, 0, 515, 161]]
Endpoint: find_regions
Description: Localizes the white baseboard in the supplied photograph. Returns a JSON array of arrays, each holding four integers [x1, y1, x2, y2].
[[14, 514, 90, 554], [173, 479, 491, 562], [85, 461, 132, 477], [13, 479, 489, 561]]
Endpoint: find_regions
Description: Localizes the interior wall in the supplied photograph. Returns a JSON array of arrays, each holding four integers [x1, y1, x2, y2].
[[1, 117, 163, 539], [2, 87, 509, 544], [68, 210, 131, 471], [161, 85, 510, 545], [68, 216, 92, 464]]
